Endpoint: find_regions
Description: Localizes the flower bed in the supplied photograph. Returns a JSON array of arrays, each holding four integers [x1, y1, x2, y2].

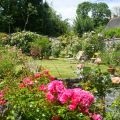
[[0, 70, 102, 120]]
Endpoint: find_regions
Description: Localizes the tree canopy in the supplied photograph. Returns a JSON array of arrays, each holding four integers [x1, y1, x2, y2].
[[0, 0, 68, 37], [74, 2, 111, 36]]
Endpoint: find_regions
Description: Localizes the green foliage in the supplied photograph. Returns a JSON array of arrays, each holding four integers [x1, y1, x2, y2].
[[10, 31, 40, 53], [92, 2, 111, 27], [100, 48, 120, 66], [0, 46, 29, 79], [51, 39, 62, 58], [0, 1, 68, 37], [76, 2, 92, 18], [0, 33, 9, 45], [30, 37, 51, 59], [56, 32, 82, 57], [105, 95, 120, 120], [10, 31, 51, 58], [75, 2, 111, 35], [104, 28, 120, 38], [82, 32, 105, 59], [74, 16, 94, 36]]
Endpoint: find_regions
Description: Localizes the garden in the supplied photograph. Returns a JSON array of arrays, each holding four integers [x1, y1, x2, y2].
[[0, 0, 120, 120]]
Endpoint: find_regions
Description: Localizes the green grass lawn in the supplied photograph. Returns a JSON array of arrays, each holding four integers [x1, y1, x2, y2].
[[35, 58, 78, 78], [28, 58, 109, 78]]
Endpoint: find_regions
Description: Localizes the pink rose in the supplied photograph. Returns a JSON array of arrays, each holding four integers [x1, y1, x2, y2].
[[92, 114, 102, 120], [23, 77, 34, 86], [69, 104, 77, 111], [46, 92, 55, 102], [34, 73, 41, 78], [38, 85, 46, 91]]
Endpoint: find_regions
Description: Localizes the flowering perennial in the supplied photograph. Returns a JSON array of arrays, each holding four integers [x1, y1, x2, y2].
[[0, 70, 102, 120]]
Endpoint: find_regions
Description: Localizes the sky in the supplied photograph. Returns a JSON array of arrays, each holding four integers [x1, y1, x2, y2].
[[46, 0, 120, 24]]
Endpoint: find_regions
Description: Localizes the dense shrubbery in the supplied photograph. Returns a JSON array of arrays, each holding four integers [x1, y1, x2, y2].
[[9, 31, 51, 58], [0, 46, 30, 79], [0, 33, 9, 45], [52, 32, 105, 59], [82, 32, 105, 59], [0, 68, 103, 120], [104, 28, 120, 38]]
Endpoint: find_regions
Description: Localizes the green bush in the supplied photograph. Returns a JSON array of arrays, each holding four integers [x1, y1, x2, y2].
[[51, 39, 62, 58], [104, 28, 120, 38], [0, 33, 9, 45], [54, 33, 82, 58], [82, 33, 105, 59], [9, 31, 51, 58], [30, 37, 51, 59], [0, 46, 30, 79], [10, 31, 40, 53]]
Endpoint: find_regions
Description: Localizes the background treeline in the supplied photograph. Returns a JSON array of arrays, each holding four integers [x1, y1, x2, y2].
[[0, 0, 69, 37], [0, 1, 112, 37]]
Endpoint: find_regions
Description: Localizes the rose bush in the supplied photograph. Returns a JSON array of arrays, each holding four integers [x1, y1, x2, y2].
[[0, 69, 102, 120]]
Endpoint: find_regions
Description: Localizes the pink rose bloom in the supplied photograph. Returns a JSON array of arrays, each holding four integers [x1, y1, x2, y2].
[[46, 92, 55, 102], [47, 80, 65, 94], [38, 85, 46, 91], [19, 83, 26, 88], [92, 114, 102, 120], [0, 91, 4, 98], [71, 88, 94, 109], [49, 75, 55, 81], [0, 99, 6, 105], [58, 89, 73, 104], [43, 70, 49, 75], [34, 73, 41, 78], [94, 58, 102, 64], [69, 104, 77, 111], [77, 64, 84, 69], [23, 78, 34, 86]]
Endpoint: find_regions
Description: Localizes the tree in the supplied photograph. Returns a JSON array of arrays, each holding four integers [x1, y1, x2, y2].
[[76, 2, 92, 18], [74, 2, 111, 35], [92, 2, 111, 27], [0, 0, 68, 37], [74, 16, 94, 36]]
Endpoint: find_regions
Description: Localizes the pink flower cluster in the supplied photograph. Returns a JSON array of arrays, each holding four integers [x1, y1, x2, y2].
[[19, 70, 55, 89], [39, 80, 102, 120], [19, 77, 34, 88], [17, 71, 102, 120], [92, 113, 103, 120], [0, 91, 6, 105]]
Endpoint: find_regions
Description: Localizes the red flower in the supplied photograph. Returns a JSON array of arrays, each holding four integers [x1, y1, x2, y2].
[[92, 114, 102, 120], [34, 73, 41, 79], [19, 83, 26, 88], [0, 99, 6, 105], [0, 91, 4, 98], [43, 70, 49, 75], [46, 92, 55, 102], [38, 85, 47, 91], [49, 75, 55, 81], [23, 77, 34, 86]]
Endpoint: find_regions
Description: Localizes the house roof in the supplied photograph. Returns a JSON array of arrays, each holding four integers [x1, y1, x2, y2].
[[106, 17, 120, 29]]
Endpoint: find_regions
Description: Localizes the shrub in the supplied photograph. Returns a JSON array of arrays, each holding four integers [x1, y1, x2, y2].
[[10, 31, 40, 54], [0, 70, 102, 120], [51, 39, 62, 58], [82, 33, 105, 59], [0, 46, 30, 79], [104, 28, 120, 38], [10, 31, 51, 58], [30, 37, 51, 59], [0, 33, 9, 45]]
